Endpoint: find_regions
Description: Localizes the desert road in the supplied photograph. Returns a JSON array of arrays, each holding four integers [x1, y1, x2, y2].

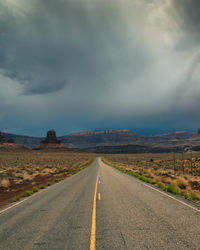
[[0, 158, 200, 249]]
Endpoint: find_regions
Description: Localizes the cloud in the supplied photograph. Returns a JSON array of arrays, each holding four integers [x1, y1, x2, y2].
[[0, 0, 200, 135], [173, 51, 200, 113], [0, 0, 155, 95], [171, 0, 200, 48]]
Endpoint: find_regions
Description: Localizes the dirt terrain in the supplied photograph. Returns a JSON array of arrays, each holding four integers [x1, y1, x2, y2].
[[0, 151, 95, 207]]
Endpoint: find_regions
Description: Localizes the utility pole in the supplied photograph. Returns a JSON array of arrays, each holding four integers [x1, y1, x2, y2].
[[182, 151, 184, 175], [173, 152, 176, 174], [190, 150, 193, 175]]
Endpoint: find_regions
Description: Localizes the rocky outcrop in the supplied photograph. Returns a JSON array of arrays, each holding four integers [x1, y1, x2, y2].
[[35, 130, 69, 151], [0, 132, 6, 143], [40, 130, 61, 145], [0, 131, 14, 144], [0, 131, 42, 148], [0, 131, 29, 151]]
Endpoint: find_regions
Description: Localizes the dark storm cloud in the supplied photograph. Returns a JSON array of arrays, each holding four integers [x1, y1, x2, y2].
[[167, 0, 200, 118], [0, 0, 152, 95], [0, 0, 200, 135], [170, 0, 200, 49]]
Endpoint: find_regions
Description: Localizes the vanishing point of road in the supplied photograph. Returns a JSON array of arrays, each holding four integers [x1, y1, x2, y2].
[[0, 158, 200, 249]]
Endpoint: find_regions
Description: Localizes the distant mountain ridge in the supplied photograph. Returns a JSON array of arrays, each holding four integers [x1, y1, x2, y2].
[[61, 129, 140, 148], [0, 131, 29, 151], [68, 129, 136, 136], [1, 129, 198, 149], [1, 132, 43, 149]]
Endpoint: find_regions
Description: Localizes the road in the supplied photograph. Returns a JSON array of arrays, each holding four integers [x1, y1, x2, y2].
[[0, 158, 200, 249]]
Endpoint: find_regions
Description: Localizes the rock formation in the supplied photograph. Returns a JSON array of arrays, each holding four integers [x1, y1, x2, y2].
[[0, 132, 7, 143], [40, 130, 61, 145], [36, 130, 69, 150], [0, 131, 29, 151], [0, 131, 14, 144]]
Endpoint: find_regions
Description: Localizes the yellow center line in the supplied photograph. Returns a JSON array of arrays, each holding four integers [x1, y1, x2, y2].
[[90, 171, 99, 250]]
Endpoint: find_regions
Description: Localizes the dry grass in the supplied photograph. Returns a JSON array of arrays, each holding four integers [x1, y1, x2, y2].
[[103, 153, 200, 203], [1, 179, 10, 188], [0, 151, 95, 207], [0, 151, 95, 184]]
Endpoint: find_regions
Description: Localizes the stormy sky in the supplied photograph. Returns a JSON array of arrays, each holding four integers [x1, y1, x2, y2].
[[0, 0, 200, 136]]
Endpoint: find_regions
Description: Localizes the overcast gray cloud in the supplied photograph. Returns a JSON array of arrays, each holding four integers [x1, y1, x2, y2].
[[0, 0, 200, 135]]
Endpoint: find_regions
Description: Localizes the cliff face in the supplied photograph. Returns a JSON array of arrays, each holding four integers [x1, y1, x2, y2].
[[1, 129, 197, 149], [60, 130, 195, 148], [60, 129, 139, 148]]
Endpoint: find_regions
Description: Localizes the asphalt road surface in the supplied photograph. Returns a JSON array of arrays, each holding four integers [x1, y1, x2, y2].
[[0, 158, 200, 249]]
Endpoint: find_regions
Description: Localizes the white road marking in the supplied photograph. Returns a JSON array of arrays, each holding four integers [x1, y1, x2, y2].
[[0, 175, 67, 215], [101, 158, 200, 213], [135, 178, 200, 213], [0, 193, 36, 215], [0, 164, 89, 216]]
